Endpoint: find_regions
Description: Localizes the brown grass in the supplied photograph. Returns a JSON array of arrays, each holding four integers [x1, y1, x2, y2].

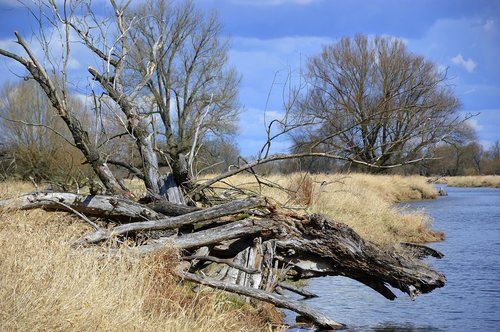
[[433, 175, 500, 188], [0, 174, 443, 330], [0, 182, 281, 332], [212, 173, 442, 246]]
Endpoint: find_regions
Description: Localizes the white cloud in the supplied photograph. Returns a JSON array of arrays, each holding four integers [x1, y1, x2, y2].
[[465, 118, 484, 131], [228, 35, 336, 155], [229, 35, 332, 109], [230, 35, 332, 77], [239, 107, 292, 155], [479, 140, 493, 149], [451, 54, 477, 73]]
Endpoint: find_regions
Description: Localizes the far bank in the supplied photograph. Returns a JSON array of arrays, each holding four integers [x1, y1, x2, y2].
[[208, 173, 444, 246]]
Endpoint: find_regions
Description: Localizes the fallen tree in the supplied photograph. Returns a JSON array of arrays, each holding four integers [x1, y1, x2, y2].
[[0, 190, 446, 330], [0, 2, 447, 328]]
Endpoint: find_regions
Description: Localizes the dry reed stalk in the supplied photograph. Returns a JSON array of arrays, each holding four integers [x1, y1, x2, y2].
[[444, 175, 500, 188], [206, 173, 442, 246]]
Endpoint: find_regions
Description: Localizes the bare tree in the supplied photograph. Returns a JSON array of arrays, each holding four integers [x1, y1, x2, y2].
[[0, 80, 95, 182], [126, 0, 240, 190], [293, 35, 467, 172], [0, 0, 239, 201], [0, 0, 146, 197]]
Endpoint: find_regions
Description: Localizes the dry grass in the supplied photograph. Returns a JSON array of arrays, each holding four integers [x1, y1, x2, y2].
[[212, 173, 442, 246], [0, 182, 281, 332], [433, 175, 500, 188], [0, 173, 442, 330]]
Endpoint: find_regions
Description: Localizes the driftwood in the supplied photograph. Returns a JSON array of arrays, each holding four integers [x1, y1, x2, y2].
[[0, 192, 446, 330], [146, 200, 201, 216], [400, 242, 445, 259], [180, 272, 345, 330], [0, 192, 162, 222], [82, 197, 264, 244]]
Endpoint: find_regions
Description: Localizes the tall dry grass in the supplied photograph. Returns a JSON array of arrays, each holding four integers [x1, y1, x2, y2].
[[0, 173, 442, 330], [0, 182, 280, 332], [213, 173, 442, 246], [435, 175, 500, 188]]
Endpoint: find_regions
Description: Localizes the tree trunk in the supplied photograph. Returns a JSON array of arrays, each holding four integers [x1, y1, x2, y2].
[[0, 192, 160, 222]]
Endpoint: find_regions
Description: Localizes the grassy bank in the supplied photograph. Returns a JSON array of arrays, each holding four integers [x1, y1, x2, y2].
[[216, 173, 442, 246], [0, 174, 442, 331], [0, 182, 280, 332], [433, 175, 500, 188]]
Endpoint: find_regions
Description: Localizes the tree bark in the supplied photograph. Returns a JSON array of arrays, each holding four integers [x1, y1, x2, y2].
[[146, 199, 201, 216], [125, 218, 268, 254], [0, 192, 159, 222], [82, 197, 264, 243], [271, 213, 446, 299]]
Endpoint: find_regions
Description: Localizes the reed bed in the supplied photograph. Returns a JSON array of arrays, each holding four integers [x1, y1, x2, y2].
[[436, 175, 500, 188], [211, 173, 442, 246]]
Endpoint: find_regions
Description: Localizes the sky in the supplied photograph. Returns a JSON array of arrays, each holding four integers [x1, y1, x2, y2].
[[0, 0, 499, 157]]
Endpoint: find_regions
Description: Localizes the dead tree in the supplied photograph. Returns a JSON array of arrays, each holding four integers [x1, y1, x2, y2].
[[0, 191, 446, 330], [0, 2, 449, 330], [0, 0, 240, 202]]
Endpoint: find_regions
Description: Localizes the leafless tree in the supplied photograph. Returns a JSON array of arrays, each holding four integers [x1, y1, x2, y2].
[[0, 0, 149, 197], [0, 0, 240, 201], [292, 34, 468, 172], [125, 0, 240, 191], [0, 80, 96, 182]]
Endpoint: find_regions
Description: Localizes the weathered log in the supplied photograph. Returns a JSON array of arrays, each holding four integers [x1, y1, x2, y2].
[[180, 271, 345, 330], [216, 237, 265, 290], [122, 211, 445, 301], [159, 173, 186, 204], [400, 242, 445, 259], [83, 196, 265, 244], [181, 255, 261, 274], [126, 218, 269, 254], [147, 200, 201, 216], [0, 192, 161, 222], [271, 214, 446, 300]]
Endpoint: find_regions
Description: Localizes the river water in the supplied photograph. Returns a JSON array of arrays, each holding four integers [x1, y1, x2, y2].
[[288, 186, 500, 331]]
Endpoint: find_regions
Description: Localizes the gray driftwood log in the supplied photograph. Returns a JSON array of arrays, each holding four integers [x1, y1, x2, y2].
[[0, 192, 446, 330], [0, 192, 162, 222], [180, 272, 345, 330]]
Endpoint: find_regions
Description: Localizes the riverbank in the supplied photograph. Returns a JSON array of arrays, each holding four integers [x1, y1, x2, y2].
[[0, 182, 282, 332], [0, 174, 442, 331], [432, 175, 500, 188], [304, 185, 500, 331], [218, 173, 443, 246]]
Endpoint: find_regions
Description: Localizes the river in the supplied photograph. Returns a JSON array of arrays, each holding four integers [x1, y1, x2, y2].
[[288, 186, 500, 331]]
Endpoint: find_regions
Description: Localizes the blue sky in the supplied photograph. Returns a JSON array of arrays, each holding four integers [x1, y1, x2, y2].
[[1, 0, 499, 157]]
